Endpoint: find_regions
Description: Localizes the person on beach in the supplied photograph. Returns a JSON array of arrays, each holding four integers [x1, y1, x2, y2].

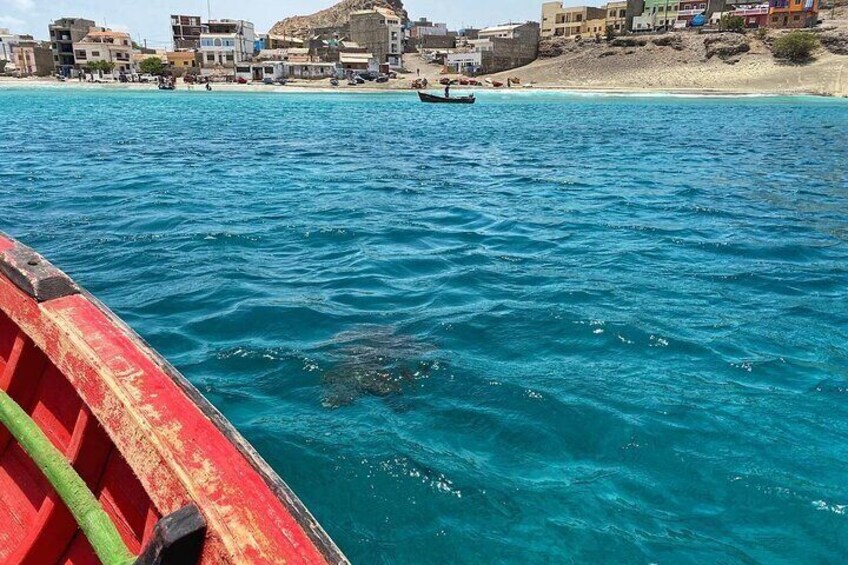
[[417, 69, 420, 77], [206, 82, 212, 91]]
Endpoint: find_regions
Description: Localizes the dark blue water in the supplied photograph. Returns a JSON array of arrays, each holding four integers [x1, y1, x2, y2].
[[2, 87, 847, 563]]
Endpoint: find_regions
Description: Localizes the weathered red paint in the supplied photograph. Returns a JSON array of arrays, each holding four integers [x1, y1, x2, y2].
[[0, 234, 346, 564]]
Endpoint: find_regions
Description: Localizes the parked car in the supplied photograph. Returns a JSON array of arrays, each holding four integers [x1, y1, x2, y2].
[[236, 77, 248, 84], [138, 74, 156, 83], [263, 77, 275, 85], [375, 74, 389, 83]]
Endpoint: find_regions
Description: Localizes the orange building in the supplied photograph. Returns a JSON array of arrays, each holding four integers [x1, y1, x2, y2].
[[768, 0, 819, 28]]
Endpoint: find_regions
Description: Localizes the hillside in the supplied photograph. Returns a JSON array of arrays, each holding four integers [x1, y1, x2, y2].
[[487, 30, 848, 96], [269, 0, 407, 38]]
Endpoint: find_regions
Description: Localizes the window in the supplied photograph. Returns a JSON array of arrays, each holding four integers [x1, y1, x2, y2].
[[793, 14, 800, 18], [225, 53, 234, 61], [206, 54, 215, 62], [91, 51, 100, 57], [214, 38, 222, 47]]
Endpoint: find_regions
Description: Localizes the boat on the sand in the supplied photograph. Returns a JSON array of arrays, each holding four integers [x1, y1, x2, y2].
[[0, 233, 347, 564], [418, 92, 476, 104]]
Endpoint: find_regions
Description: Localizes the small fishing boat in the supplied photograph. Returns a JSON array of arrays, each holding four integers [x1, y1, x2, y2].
[[0, 233, 346, 564], [418, 92, 476, 104]]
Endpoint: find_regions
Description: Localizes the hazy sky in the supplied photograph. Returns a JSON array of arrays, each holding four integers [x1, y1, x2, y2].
[[0, 0, 559, 48]]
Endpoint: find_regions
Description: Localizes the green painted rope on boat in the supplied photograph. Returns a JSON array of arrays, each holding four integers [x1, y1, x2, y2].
[[0, 389, 135, 565]]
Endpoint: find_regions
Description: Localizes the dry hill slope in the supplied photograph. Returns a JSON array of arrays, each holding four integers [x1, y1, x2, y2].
[[487, 31, 848, 96]]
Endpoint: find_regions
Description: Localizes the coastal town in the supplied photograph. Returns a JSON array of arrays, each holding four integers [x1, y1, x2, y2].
[[0, 0, 846, 94]]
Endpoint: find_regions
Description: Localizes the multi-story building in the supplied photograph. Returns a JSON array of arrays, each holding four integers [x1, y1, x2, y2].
[[73, 28, 134, 76], [632, 0, 682, 30], [677, 0, 710, 24], [410, 18, 448, 38], [0, 29, 20, 63], [605, 1, 630, 31], [541, 3, 608, 38], [171, 15, 205, 50], [11, 38, 55, 76], [349, 8, 404, 69], [198, 19, 255, 77], [768, 0, 818, 27], [729, 1, 771, 26], [48, 18, 96, 76]]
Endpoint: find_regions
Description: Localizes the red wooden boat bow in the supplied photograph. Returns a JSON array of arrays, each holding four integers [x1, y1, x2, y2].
[[0, 233, 347, 564]]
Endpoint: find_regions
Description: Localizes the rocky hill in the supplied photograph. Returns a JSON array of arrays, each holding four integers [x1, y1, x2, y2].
[[269, 0, 407, 38]]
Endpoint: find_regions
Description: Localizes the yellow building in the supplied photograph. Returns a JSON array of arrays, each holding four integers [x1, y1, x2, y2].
[[166, 50, 198, 70], [541, 2, 609, 39], [605, 0, 629, 32]]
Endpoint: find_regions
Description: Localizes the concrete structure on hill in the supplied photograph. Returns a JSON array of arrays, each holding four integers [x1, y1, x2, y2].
[[462, 22, 540, 74], [541, 3, 608, 38], [48, 18, 97, 77], [171, 15, 205, 50], [420, 35, 456, 49], [73, 28, 134, 76], [349, 8, 404, 69], [199, 19, 255, 77]]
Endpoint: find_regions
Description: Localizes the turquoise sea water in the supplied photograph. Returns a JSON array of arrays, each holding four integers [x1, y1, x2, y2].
[[1, 87, 847, 562]]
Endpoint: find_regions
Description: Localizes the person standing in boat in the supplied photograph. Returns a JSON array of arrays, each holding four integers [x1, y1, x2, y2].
[[444, 82, 450, 98]]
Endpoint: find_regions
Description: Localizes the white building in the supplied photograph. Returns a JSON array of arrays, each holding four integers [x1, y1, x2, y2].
[[446, 51, 483, 74], [72, 28, 134, 76], [477, 24, 526, 40], [0, 29, 22, 63], [199, 19, 255, 76]]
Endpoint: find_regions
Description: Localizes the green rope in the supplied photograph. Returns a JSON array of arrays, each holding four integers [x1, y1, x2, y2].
[[0, 389, 135, 565]]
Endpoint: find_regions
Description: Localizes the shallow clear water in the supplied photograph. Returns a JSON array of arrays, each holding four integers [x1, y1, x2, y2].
[[1, 87, 847, 563]]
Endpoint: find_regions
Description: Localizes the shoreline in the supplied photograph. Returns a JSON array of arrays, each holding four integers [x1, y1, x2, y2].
[[0, 77, 844, 99]]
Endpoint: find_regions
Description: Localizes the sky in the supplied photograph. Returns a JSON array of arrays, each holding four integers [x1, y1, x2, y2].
[[0, 0, 552, 49]]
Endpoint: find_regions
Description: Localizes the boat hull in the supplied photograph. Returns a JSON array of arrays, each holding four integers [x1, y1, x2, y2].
[[418, 92, 476, 104], [0, 233, 346, 564]]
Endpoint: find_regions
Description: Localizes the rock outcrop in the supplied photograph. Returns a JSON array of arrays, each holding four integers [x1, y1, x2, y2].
[[819, 31, 848, 55], [269, 0, 407, 38], [704, 33, 751, 62]]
